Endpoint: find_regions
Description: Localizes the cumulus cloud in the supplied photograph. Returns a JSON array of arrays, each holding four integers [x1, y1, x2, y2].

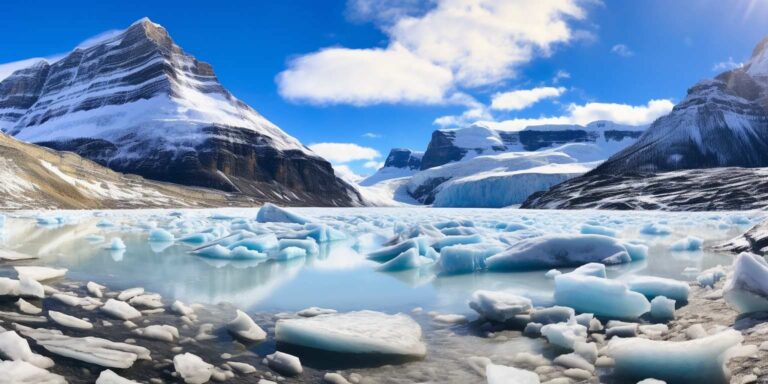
[[712, 57, 743, 72], [611, 44, 634, 57], [278, 0, 590, 105], [332, 164, 366, 184], [490, 86, 566, 111], [478, 99, 675, 131], [308, 142, 381, 163]]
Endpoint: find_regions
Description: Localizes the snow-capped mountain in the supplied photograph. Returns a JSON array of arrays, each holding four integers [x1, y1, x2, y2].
[[364, 121, 646, 207], [0, 132, 254, 209], [588, 38, 768, 175], [0, 18, 363, 207]]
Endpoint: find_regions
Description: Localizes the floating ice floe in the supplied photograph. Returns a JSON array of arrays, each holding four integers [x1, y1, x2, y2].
[[697, 266, 727, 288], [256, 203, 309, 224], [468, 290, 532, 323], [265, 351, 303, 376], [174, 353, 214, 384], [540, 319, 587, 350], [107, 238, 126, 250], [724, 252, 768, 314], [486, 363, 540, 384], [14, 266, 67, 282], [554, 269, 650, 319], [101, 299, 142, 320], [15, 298, 42, 315], [227, 310, 266, 342], [0, 330, 54, 368], [87, 282, 105, 298], [624, 276, 690, 302], [377, 248, 430, 272], [275, 310, 426, 358], [437, 244, 502, 275], [133, 325, 179, 342], [0, 277, 44, 298], [296, 307, 337, 317], [602, 330, 745, 383], [669, 236, 703, 251], [0, 249, 37, 261], [0, 360, 66, 384], [148, 228, 174, 242], [639, 223, 672, 236], [17, 325, 151, 369], [580, 224, 618, 237], [96, 369, 140, 384], [650, 296, 676, 320], [48, 310, 93, 329], [486, 234, 646, 271]]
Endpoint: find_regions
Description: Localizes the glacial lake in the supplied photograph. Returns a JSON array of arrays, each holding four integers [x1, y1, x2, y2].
[[0, 207, 761, 383]]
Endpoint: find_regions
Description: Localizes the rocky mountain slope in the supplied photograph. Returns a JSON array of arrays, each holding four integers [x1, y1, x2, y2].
[[525, 36, 768, 210], [0, 18, 362, 207], [0, 133, 257, 209]]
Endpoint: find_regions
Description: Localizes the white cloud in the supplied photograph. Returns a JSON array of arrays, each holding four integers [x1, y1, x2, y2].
[[308, 142, 381, 163], [362, 132, 383, 138], [278, 0, 590, 105], [611, 44, 634, 57], [364, 160, 385, 169], [552, 69, 571, 84], [346, 0, 434, 25], [490, 86, 566, 111], [277, 45, 453, 105], [479, 99, 675, 131], [712, 57, 743, 72]]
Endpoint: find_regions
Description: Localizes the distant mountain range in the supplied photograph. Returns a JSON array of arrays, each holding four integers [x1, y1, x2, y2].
[[0, 18, 363, 207], [362, 121, 646, 207], [525, 36, 768, 210]]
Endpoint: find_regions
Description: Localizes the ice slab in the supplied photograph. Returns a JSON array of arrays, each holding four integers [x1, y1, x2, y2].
[[469, 290, 532, 322], [174, 353, 213, 384], [724, 252, 768, 314], [625, 276, 690, 302], [227, 310, 266, 342], [0, 360, 66, 384], [486, 363, 540, 384], [256, 203, 309, 224], [14, 267, 67, 282], [275, 310, 426, 357], [555, 272, 650, 320]]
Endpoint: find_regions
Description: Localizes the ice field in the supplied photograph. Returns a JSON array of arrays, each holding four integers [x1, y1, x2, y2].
[[0, 206, 765, 383]]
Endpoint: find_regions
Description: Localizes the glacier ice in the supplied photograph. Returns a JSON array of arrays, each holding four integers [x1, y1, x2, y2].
[[437, 244, 501, 275], [724, 252, 768, 314], [485, 363, 540, 384], [650, 296, 676, 320], [173, 353, 213, 384], [108, 238, 126, 250], [147, 228, 174, 242], [275, 310, 426, 357], [0, 361, 66, 384], [256, 203, 309, 224], [101, 299, 142, 320], [669, 236, 703, 251], [265, 351, 303, 376], [580, 224, 617, 237], [486, 234, 643, 271], [468, 290, 532, 322], [377, 248, 425, 272], [48, 311, 93, 330], [602, 330, 744, 383], [625, 276, 690, 301], [227, 309, 266, 342], [639, 223, 672, 236], [540, 319, 588, 350], [96, 369, 139, 384], [14, 266, 67, 282], [554, 271, 650, 319]]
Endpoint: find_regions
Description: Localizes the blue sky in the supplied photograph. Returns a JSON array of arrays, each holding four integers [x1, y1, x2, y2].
[[2, 0, 768, 178]]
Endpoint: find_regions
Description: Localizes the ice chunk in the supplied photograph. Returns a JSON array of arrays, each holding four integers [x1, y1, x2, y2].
[[555, 272, 650, 319], [0, 249, 37, 261], [174, 353, 214, 384], [724, 252, 768, 314], [148, 228, 175, 242], [179, 233, 216, 244], [377, 248, 425, 271], [540, 320, 588, 350], [469, 290, 532, 322], [18, 326, 151, 369], [697, 267, 726, 288], [530, 306, 575, 325], [256, 203, 309, 224], [117, 287, 144, 301], [437, 244, 501, 275], [96, 369, 140, 384], [625, 276, 690, 301], [650, 296, 676, 320], [368, 239, 425, 263], [87, 282, 105, 298], [133, 325, 179, 342], [0, 277, 44, 299], [195, 244, 232, 259], [545, 269, 562, 278], [171, 300, 195, 316], [297, 307, 337, 317], [570, 262, 606, 278], [431, 234, 482, 251], [486, 234, 641, 271], [229, 246, 267, 260], [0, 361, 66, 384], [274, 246, 307, 261], [228, 234, 279, 252], [639, 223, 671, 236], [48, 311, 93, 329], [265, 351, 303, 376], [669, 236, 703, 251], [485, 364, 540, 384], [0, 330, 54, 368], [15, 299, 42, 315], [101, 299, 142, 320], [14, 266, 67, 282], [227, 310, 266, 342], [108, 238, 126, 250], [279, 238, 319, 255], [603, 330, 744, 383], [580, 224, 618, 237], [275, 310, 426, 357]]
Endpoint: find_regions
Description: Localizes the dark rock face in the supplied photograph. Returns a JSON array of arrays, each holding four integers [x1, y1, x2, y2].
[[420, 130, 465, 170], [0, 18, 362, 207], [521, 167, 768, 211], [383, 148, 423, 170], [716, 221, 768, 255]]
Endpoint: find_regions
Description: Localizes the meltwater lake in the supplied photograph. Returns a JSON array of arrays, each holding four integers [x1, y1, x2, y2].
[[0, 207, 761, 383]]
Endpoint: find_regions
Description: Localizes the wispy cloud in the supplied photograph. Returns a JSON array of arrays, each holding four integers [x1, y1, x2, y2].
[[552, 70, 571, 84], [278, 0, 591, 106], [712, 57, 743, 72], [490, 87, 566, 111], [362, 132, 383, 138], [611, 44, 634, 57]]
